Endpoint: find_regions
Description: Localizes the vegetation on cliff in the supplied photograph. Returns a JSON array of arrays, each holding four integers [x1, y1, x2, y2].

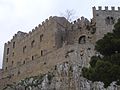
[[82, 19, 120, 88]]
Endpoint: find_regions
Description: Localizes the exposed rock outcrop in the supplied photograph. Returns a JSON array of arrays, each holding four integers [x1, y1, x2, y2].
[[3, 62, 120, 90]]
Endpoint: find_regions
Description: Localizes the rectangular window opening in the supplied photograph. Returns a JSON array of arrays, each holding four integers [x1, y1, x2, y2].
[[13, 42, 15, 48], [40, 34, 43, 42], [7, 48, 9, 55]]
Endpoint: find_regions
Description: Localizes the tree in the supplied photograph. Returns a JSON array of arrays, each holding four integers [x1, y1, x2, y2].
[[61, 9, 75, 22], [82, 19, 120, 88]]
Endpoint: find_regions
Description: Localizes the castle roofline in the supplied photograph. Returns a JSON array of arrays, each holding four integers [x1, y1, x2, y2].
[[5, 16, 69, 45], [93, 6, 120, 11]]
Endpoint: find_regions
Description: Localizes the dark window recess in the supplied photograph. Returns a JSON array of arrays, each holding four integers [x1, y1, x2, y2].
[[12, 61, 14, 64], [18, 71, 20, 75], [12, 52, 14, 56], [44, 62, 46, 65], [81, 57, 83, 60], [105, 16, 115, 25], [105, 17, 110, 24], [6, 58, 8, 62], [88, 48, 91, 50], [23, 61, 25, 64], [111, 17, 115, 24], [23, 46, 26, 53], [41, 50, 43, 56], [96, 13, 99, 16], [32, 56, 34, 60], [79, 36, 86, 44], [5, 67, 7, 70], [7, 48, 9, 55], [13, 42, 15, 48], [40, 34, 43, 42], [91, 28, 96, 34], [86, 25, 90, 30], [31, 40, 35, 48], [111, 17, 113, 20]]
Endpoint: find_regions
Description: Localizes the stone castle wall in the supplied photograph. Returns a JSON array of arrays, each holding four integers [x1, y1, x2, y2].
[[0, 43, 95, 89], [2, 16, 69, 71], [1, 6, 120, 89], [93, 6, 120, 41]]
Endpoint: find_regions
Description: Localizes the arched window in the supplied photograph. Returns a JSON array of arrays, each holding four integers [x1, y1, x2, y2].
[[79, 36, 86, 44], [110, 17, 115, 24], [105, 16, 114, 25], [105, 17, 110, 24]]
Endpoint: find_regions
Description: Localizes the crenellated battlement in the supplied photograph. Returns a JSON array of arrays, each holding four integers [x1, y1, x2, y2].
[[28, 16, 53, 34], [72, 16, 90, 28], [6, 7, 120, 46], [5, 16, 61, 45], [5, 16, 69, 46], [93, 6, 120, 11], [73, 17, 88, 24], [6, 31, 27, 45]]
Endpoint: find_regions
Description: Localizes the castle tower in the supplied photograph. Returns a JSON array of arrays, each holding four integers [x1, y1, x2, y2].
[[93, 6, 120, 41]]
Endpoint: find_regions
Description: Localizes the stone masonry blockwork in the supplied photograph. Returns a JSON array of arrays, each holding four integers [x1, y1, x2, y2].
[[1, 6, 120, 89]]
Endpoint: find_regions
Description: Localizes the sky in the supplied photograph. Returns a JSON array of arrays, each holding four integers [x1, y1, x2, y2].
[[0, 0, 120, 68]]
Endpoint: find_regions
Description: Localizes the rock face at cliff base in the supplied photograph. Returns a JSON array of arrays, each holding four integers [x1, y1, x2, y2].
[[3, 62, 120, 90]]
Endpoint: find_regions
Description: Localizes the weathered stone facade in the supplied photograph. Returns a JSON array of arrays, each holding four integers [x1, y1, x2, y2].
[[1, 6, 120, 90], [0, 69, 3, 79], [2, 61, 120, 90]]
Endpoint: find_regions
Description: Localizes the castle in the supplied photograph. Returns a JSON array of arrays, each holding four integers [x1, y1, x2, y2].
[[0, 6, 120, 89]]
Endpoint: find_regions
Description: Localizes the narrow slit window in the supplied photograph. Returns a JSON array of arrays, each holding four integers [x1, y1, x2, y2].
[[18, 71, 20, 75], [7, 48, 9, 55], [5, 67, 7, 70], [12, 61, 14, 64], [31, 40, 35, 48], [41, 50, 43, 56], [6, 58, 8, 62], [13, 42, 15, 48], [12, 52, 14, 56], [40, 34, 43, 42], [23, 61, 25, 64], [23, 46, 26, 53], [32, 56, 34, 60]]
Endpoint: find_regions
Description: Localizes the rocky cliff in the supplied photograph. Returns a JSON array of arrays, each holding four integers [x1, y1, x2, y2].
[[3, 61, 120, 90]]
